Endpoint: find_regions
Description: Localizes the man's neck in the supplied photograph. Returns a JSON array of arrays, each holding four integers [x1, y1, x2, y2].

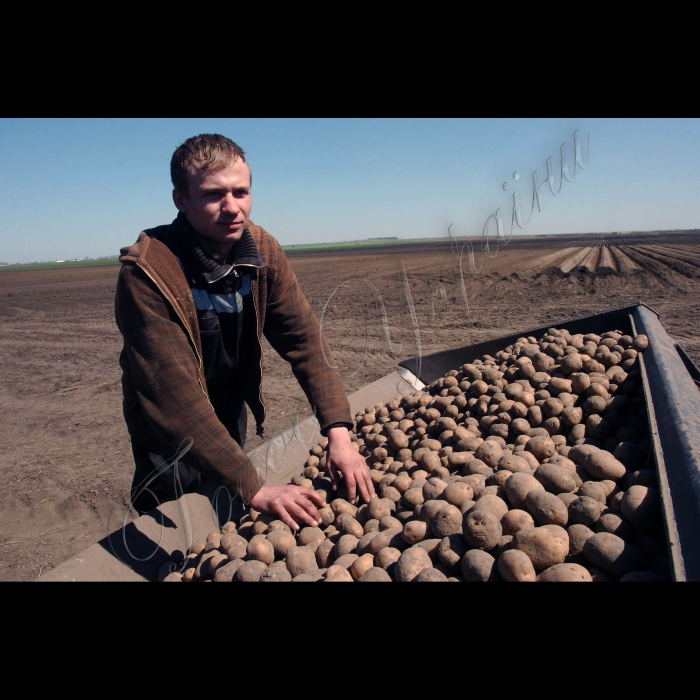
[[197, 236, 232, 263]]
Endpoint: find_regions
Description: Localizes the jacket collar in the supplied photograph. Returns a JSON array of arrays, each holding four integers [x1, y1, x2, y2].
[[171, 213, 264, 285]]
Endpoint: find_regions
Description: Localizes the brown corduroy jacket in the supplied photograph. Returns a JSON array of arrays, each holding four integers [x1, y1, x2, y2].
[[115, 219, 351, 503]]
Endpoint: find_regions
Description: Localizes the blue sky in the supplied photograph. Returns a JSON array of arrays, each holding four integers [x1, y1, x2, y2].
[[0, 118, 698, 263]]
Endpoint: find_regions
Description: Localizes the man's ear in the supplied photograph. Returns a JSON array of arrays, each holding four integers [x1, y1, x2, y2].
[[173, 188, 187, 213]]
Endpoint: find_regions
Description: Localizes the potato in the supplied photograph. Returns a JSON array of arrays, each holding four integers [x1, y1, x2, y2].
[[246, 530, 274, 566], [267, 520, 292, 534], [337, 515, 365, 540], [459, 499, 477, 516], [438, 534, 469, 569], [324, 565, 354, 582], [543, 398, 564, 418], [461, 549, 499, 582], [525, 491, 569, 527], [315, 538, 336, 568], [388, 429, 409, 451], [595, 513, 635, 541], [497, 455, 531, 474], [331, 498, 358, 518], [393, 473, 413, 494], [491, 534, 514, 560], [534, 464, 576, 494], [213, 559, 246, 582], [323, 525, 339, 539], [285, 545, 320, 578], [190, 540, 207, 556], [475, 441, 503, 468], [414, 538, 442, 561], [379, 474, 397, 490], [334, 534, 359, 557], [582, 450, 626, 481], [358, 567, 393, 582], [431, 504, 463, 537], [614, 442, 641, 469], [363, 518, 380, 534], [546, 453, 578, 473], [487, 472, 512, 491], [504, 472, 545, 509], [567, 524, 595, 557], [421, 451, 442, 473], [571, 372, 591, 393], [403, 519, 429, 545], [414, 568, 449, 582], [497, 549, 536, 582], [162, 571, 182, 583], [356, 531, 380, 557], [464, 459, 492, 477], [377, 515, 401, 531], [463, 510, 502, 550], [395, 509, 414, 524], [206, 531, 222, 547], [633, 334, 649, 351], [380, 485, 402, 504], [233, 559, 268, 582], [194, 551, 218, 581], [569, 444, 600, 465], [472, 494, 509, 521], [347, 553, 374, 581], [518, 451, 540, 471], [422, 477, 448, 501], [402, 488, 425, 509], [369, 469, 384, 486], [512, 525, 569, 570], [525, 436, 556, 462], [260, 566, 293, 582], [511, 418, 531, 435], [332, 553, 359, 570], [182, 563, 201, 583], [369, 526, 406, 555], [536, 563, 592, 582], [442, 481, 474, 507], [375, 547, 402, 572], [367, 497, 394, 521], [568, 496, 603, 527], [395, 545, 433, 582], [462, 474, 487, 498], [501, 509, 535, 536], [577, 481, 607, 505], [621, 485, 661, 533], [221, 521, 238, 535], [420, 499, 449, 523], [582, 532, 648, 578], [316, 505, 335, 528], [297, 526, 325, 548]]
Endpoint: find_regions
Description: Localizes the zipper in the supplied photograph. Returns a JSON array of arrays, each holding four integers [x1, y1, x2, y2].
[[136, 260, 214, 411], [250, 276, 266, 427]]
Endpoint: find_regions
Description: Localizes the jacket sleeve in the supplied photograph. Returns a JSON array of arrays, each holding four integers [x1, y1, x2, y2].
[[115, 262, 264, 502], [260, 235, 353, 432]]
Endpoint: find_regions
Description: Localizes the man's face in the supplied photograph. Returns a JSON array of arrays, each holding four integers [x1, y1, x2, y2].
[[173, 158, 252, 258]]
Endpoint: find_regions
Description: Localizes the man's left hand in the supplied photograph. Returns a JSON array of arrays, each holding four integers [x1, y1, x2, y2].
[[326, 426, 376, 504]]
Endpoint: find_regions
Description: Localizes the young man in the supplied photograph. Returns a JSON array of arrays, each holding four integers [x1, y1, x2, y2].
[[115, 134, 374, 530]]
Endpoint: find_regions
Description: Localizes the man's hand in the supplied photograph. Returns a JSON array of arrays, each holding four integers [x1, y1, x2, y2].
[[326, 426, 376, 504], [249, 485, 326, 532]]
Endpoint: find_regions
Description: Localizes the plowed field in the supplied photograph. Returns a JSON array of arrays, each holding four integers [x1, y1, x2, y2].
[[1, 229, 699, 580]]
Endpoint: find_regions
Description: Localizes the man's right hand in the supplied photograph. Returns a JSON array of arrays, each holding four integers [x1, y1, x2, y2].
[[249, 485, 326, 531]]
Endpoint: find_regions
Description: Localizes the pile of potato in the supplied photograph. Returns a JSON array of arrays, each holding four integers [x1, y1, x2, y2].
[[161, 327, 670, 582]]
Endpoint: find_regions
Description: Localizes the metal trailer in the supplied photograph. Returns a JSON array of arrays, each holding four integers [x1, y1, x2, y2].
[[37, 302, 700, 581]]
